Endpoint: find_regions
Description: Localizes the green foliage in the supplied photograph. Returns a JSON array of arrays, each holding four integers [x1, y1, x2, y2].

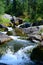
[[5, 0, 28, 16], [23, 18, 30, 22], [0, 0, 43, 22], [28, 0, 43, 22], [0, 0, 5, 15], [0, 16, 10, 26]]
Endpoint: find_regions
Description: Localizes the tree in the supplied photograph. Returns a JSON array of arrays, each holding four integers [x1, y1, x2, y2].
[[0, 0, 5, 15], [28, 0, 37, 22], [37, 0, 43, 19], [28, 0, 43, 22], [12, 0, 17, 15]]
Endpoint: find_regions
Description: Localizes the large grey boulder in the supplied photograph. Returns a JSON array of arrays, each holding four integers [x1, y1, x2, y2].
[[0, 32, 12, 44], [22, 26, 39, 34], [27, 34, 42, 43], [3, 14, 12, 20]]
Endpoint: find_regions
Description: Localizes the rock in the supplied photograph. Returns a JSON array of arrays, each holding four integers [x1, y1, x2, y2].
[[7, 31, 13, 35], [0, 32, 12, 44], [10, 17, 16, 27], [15, 28, 27, 36], [32, 20, 43, 26], [17, 22, 31, 28], [21, 26, 39, 34], [3, 14, 12, 20], [0, 24, 6, 28], [0, 24, 8, 31], [30, 45, 43, 62], [10, 17, 23, 27], [27, 35, 42, 43], [17, 17, 23, 24]]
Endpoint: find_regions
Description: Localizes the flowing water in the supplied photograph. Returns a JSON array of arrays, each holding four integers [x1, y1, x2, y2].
[[0, 27, 41, 65]]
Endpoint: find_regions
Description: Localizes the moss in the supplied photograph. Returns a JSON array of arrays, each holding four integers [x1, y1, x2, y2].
[[0, 28, 8, 32], [15, 28, 28, 37], [39, 29, 43, 35], [0, 28, 5, 32], [7, 31, 13, 35]]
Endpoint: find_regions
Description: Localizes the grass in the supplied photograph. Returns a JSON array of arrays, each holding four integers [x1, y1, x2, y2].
[[23, 17, 30, 22], [0, 16, 10, 26]]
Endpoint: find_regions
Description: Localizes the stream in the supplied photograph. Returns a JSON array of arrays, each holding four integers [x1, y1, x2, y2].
[[0, 27, 40, 65]]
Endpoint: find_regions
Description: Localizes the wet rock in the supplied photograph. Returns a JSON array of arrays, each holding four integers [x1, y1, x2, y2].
[[30, 45, 43, 62], [15, 28, 27, 36], [0, 24, 8, 31], [7, 31, 13, 35], [0, 33, 12, 44], [10, 17, 23, 27], [10, 17, 16, 28], [28, 35, 42, 43], [0, 24, 7, 28], [32, 20, 43, 26], [17, 17, 23, 24], [17, 22, 31, 28]]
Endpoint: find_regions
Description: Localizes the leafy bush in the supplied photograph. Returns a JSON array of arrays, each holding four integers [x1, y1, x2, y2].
[[0, 16, 10, 26]]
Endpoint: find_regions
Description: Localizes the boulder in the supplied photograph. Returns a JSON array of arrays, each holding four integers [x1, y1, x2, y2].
[[17, 17, 23, 24], [0, 24, 7, 28], [32, 20, 43, 26], [10, 17, 16, 27], [10, 17, 23, 27], [0, 24, 8, 31], [30, 45, 43, 62], [17, 22, 31, 28], [7, 31, 13, 35], [3, 14, 12, 20], [0, 32, 12, 44], [22, 26, 39, 34], [27, 35, 42, 43]]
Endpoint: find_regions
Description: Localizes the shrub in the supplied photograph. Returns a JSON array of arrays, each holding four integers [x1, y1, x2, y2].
[[0, 16, 10, 26]]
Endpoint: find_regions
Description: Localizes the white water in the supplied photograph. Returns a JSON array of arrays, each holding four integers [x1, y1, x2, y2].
[[0, 29, 36, 65], [7, 27, 13, 31], [0, 31, 7, 34], [0, 46, 35, 65], [9, 36, 30, 42]]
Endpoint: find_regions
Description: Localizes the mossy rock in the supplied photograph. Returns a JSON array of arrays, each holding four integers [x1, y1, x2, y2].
[[7, 31, 13, 35], [15, 28, 27, 37], [30, 45, 43, 62]]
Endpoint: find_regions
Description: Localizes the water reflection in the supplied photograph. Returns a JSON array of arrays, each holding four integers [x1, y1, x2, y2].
[[0, 46, 34, 65], [0, 45, 43, 65]]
